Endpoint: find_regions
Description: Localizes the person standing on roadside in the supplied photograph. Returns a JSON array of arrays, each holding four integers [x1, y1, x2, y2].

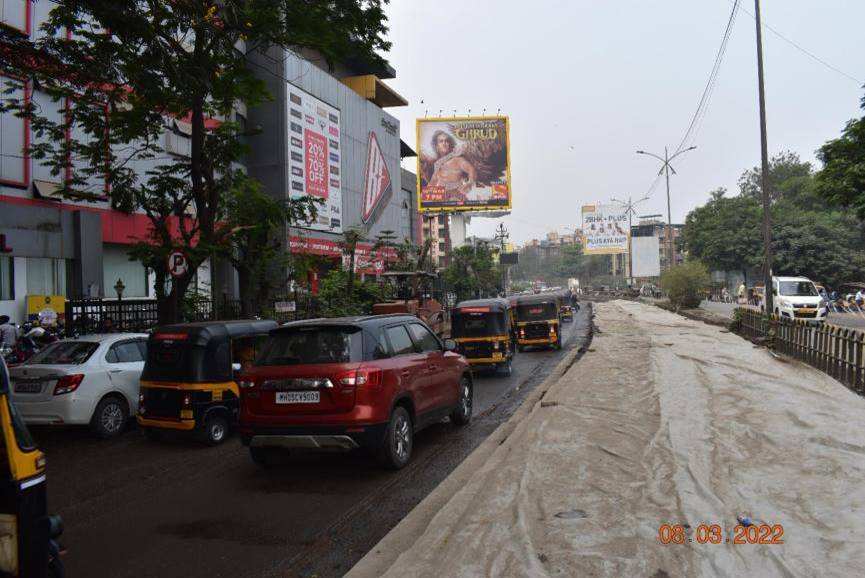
[[737, 282, 746, 305], [0, 316, 17, 349]]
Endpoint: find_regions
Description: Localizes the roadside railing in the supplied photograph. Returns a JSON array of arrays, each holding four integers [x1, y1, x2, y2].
[[735, 308, 865, 394]]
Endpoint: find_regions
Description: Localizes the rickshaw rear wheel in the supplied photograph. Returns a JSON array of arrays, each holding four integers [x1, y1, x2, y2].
[[199, 413, 230, 445]]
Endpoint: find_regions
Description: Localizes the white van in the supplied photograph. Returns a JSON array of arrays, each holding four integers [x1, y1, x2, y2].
[[771, 276, 828, 322]]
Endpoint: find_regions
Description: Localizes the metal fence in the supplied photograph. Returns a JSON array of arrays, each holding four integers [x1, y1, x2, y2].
[[65, 294, 325, 335], [736, 308, 865, 393]]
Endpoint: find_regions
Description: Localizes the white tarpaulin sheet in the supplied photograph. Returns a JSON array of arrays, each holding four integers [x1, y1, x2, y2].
[[364, 301, 865, 577]]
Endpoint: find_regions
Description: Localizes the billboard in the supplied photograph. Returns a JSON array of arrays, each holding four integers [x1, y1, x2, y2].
[[361, 131, 393, 228], [581, 204, 628, 254], [632, 236, 661, 277], [417, 117, 511, 213], [286, 83, 342, 233]]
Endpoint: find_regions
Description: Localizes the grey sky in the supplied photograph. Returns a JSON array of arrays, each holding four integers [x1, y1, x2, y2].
[[382, 0, 865, 244]]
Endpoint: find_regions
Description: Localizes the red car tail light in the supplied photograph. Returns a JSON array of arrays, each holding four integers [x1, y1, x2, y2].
[[54, 374, 84, 396], [336, 367, 383, 386]]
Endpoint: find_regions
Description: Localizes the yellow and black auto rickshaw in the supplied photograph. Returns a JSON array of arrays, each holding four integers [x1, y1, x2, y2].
[[512, 293, 562, 351], [0, 357, 63, 577], [451, 298, 515, 376], [556, 290, 576, 323], [137, 320, 277, 445]]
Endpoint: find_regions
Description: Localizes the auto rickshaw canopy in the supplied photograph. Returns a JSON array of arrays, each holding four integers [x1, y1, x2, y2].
[[142, 320, 278, 383]]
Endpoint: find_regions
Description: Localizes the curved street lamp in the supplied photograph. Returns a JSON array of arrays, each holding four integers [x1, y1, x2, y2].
[[635, 146, 696, 269]]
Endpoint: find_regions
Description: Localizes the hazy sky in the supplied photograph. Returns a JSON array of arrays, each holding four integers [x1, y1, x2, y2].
[[382, 0, 865, 244]]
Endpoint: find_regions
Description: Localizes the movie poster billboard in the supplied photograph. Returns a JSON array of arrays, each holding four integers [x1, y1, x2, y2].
[[581, 204, 628, 254], [417, 117, 511, 212], [286, 83, 342, 233]]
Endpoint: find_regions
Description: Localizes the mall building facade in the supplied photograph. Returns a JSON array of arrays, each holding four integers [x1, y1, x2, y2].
[[0, 1, 415, 321]]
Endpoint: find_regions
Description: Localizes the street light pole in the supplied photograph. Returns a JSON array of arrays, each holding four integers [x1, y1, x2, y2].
[[636, 146, 696, 271], [612, 195, 650, 287], [494, 222, 509, 296], [754, 0, 774, 316]]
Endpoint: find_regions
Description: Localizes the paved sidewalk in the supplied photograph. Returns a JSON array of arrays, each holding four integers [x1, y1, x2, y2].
[[349, 301, 865, 577]]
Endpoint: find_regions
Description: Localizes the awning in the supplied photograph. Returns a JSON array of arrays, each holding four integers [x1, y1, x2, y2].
[[400, 139, 417, 158], [341, 75, 408, 108]]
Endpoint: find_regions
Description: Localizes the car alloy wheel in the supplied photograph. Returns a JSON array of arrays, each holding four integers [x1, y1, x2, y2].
[[459, 380, 472, 419], [101, 401, 124, 434], [393, 413, 411, 461]]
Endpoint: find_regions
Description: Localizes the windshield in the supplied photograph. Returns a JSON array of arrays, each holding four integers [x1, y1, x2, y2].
[[27, 341, 99, 365], [257, 327, 362, 366], [452, 310, 508, 337], [515, 302, 557, 322], [779, 281, 818, 297]]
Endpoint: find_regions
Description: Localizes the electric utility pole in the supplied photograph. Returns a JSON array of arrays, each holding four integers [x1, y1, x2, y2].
[[754, 0, 774, 316], [636, 146, 696, 270], [611, 195, 650, 287], [494, 223, 509, 296]]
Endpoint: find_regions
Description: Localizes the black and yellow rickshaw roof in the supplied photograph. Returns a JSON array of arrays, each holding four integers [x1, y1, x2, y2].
[[512, 293, 561, 307], [453, 298, 511, 314], [150, 319, 278, 347]]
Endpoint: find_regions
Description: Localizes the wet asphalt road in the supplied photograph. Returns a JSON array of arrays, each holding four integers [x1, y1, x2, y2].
[[35, 307, 591, 578]]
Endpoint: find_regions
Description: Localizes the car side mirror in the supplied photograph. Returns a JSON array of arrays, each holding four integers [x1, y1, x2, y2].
[[772, 288, 777, 296], [443, 338, 457, 352]]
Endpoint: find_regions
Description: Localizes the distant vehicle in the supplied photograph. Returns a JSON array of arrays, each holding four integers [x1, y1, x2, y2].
[[567, 278, 581, 294], [511, 293, 562, 351], [238, 315, 472, 469], [10, 333, 149, 438], [769, 276, 828, 322], [451, 298, 515, 376]]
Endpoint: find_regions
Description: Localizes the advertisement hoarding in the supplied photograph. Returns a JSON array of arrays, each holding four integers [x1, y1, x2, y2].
[[417, 117, 511, 213], [581, 204, 628, 254], [632, 236, 661, 277], [286, 84, 342, 232]]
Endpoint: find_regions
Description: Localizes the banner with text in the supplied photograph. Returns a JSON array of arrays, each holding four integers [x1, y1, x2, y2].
[[287, 83, 342, 233], [581, 204, 628, 255]]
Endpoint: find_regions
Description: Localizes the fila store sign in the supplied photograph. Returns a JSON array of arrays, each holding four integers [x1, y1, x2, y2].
[[361, 132, 393, 228]]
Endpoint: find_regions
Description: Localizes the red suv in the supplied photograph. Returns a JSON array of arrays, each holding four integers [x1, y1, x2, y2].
[[238, 315, 473, 469]]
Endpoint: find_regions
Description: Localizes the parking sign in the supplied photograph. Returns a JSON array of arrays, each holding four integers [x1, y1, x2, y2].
[[167, 250, 189, 278]]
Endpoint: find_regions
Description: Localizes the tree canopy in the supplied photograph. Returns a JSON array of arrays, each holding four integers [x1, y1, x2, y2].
[[0, 0, 390, 322], [816, 94, 865, 220]]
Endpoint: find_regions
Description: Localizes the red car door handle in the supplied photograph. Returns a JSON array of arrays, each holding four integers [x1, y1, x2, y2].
[[401, 370, 411, 378], [428, 364, 438, 371]]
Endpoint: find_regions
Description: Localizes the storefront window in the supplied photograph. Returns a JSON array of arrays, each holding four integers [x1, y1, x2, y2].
[[25, 257, 67, 296], [103, 245, 148, 298], [0, 257, 13, 301]]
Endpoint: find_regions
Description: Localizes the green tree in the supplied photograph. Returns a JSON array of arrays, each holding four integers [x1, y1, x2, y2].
[[816, 94, 865, 220], [682, 194, 764, 277], [556, 244, 584, 278], [338, 226, 367, 301], [223, 182, 322, 315], [660, 262, 710, 308], [442, 245, 501, 301], [0, 0, 389, 322], [738, 151, 813, 203]]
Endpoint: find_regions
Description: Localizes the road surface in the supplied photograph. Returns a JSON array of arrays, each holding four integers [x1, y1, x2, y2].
[[36, 308, 591, 578], [701, 299, 865, 330]]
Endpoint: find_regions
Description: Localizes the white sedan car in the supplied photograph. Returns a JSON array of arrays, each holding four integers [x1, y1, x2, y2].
[[10, 333, 148, 438]]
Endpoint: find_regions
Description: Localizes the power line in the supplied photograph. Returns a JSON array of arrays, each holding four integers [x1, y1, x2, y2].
[[676, 0, 740, 153], [728, 0, 862, 86]]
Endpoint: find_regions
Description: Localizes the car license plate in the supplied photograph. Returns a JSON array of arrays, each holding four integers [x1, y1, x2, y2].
[[797, 308, 816, 314], [275, 391, 320, 404], [14, 381, 43, 393]]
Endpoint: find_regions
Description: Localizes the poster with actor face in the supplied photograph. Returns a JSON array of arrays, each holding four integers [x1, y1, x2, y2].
[[417, 117, 511, 212]]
